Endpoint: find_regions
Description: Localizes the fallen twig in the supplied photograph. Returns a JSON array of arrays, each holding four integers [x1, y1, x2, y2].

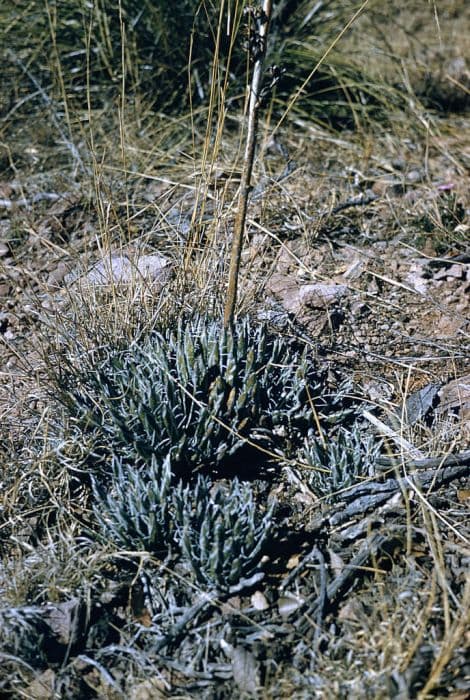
[[312, 546, 327, 648], [0, 192, 71, 210], [306, 462, 469, 537], [363, 409, 425, 460], [297, 532, 396, 637], [377, 449, 470, 471], [329, 191, 379, 215], [153, 593, 216, 653], [328, 463, 469, 528]]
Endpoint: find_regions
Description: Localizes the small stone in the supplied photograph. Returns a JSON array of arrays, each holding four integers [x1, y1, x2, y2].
[[42, 597, 86, 647], [391, 158, 406, 171], [130, 678, 168, 700], [230, 645, 260, 697], [343, 259, 365, 280], [278, 592, 304, 617], [65, 252, 173, 289], [406, 169, 423, 184], [350, 301, 368, 316], [373, 241, 387, 251], [371, 175, 403, 196], [0, 181, 14, 199], [24, 669, 56, 699], [0, 242, 10, 257], [434, 264, 464, 281], [437, 375, 470, 415], [251, 591, 269, 611], [446, 263, 465, 279], [47, 262, 69, 286]]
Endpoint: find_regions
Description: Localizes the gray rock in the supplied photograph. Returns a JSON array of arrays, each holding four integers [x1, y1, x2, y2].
[[406, 169, 423, 184], [64, 252, 172, 288], [266, 274, 349, 335], [41, 597, 87, 647], [24, 669, 56, 699], [296, 283, 348, 308]]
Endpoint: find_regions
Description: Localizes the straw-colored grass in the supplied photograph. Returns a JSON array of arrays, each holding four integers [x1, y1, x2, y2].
[[1, 1, 468, 697]]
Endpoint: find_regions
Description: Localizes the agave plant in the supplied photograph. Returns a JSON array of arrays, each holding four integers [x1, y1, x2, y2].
[[93, 456, 273, 591], [93, 455, 174, 554], [61, 315, 321, 473], [173, 476, 274, 591], [0, 607, 49, 668], [300, 425, 382, 501]]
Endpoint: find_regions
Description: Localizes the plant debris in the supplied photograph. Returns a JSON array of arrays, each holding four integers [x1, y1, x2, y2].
[[0, 1, 469, 698]]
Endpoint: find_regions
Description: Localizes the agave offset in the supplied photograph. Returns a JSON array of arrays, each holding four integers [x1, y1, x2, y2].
[[93, 458, 273, 591], [173, 475, 274, 591], [93, 455, 174, 554], [300, 425, 382, 500]]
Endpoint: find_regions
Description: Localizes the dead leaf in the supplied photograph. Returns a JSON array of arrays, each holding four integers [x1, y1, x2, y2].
[[286, 554, 300, 570]]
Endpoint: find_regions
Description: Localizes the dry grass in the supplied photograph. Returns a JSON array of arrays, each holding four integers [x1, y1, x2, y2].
[[0, 1, 469, 697]]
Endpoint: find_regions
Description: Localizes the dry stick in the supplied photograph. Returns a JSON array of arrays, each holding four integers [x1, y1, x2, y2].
[[224, 0, 273, 328], [297, 533, 394, 638]]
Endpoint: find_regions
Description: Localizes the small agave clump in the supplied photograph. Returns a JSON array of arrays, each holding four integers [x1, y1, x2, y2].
[[300, 426, 381, 500], [93, 460, 273, 591], [92, 455, 174, 555], [61, 315, 320, 473], [173, 476, 274, 591], [0, 608, 49, 668]]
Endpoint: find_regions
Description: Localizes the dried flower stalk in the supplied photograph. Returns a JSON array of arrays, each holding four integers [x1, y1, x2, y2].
[[224, 0, 273, 327]]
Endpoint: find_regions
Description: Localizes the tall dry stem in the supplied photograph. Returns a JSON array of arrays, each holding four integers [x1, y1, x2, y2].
[[224, 0, 272, 328]]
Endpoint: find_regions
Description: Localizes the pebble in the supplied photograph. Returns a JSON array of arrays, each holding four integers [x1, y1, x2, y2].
[[391, 158, 407, 171], [434, 264, 464, 281], [446, 263, 465, 279], [406, 169, 423, 184], [47, 262, 69, 286]]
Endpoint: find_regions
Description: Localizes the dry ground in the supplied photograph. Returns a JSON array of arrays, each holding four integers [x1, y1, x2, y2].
[[0, 2, 469, 698]]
